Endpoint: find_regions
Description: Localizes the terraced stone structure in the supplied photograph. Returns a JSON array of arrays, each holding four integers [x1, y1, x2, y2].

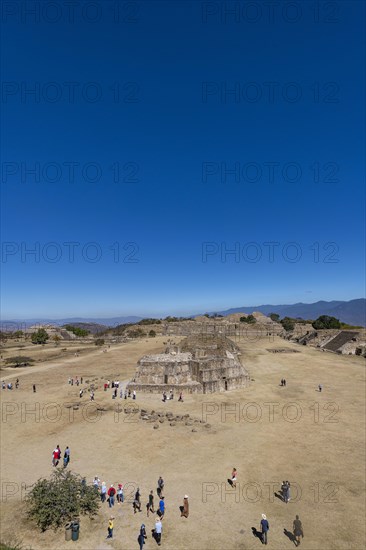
[[127, 334, 250, 394]]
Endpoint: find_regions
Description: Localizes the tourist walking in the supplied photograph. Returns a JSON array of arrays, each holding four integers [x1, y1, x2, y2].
[[93, 477, 100, 491], [101, 482, 107, 502], [231, 467, 237, 488], [178, 391, 183, 402], [180, 495, 189, 518], [157, 476, 164, 497], [318, 384, 323, 392], [284, 481, 291, 503], [107, 516, 114, 539], [133, 488, 142, 513], [260, 514, 269, 545], [33, 384, 36, 393], [158, 496, 165, 518], [154, 517, 162, 546], [293, 515, 303, 546], [63, 446, 70, 467], [147, 490, 154, 516], [52, 445, 60, 467], [117, 483, 124, 503], [108, 484, 116, 507], [133, 390, 136, 400], [138, 524, 147, 549]]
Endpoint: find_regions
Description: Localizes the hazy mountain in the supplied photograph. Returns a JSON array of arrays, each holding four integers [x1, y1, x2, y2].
[[1, 299, 364, 330], [0, 316, 142, 330], [214, 299, 366, 327]]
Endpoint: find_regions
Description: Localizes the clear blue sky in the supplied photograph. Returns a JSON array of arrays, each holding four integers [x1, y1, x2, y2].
[[1, 1, 365, 319]]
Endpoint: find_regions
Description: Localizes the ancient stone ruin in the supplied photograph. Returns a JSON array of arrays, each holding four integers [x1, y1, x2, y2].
[[127, 334, 250, 394]]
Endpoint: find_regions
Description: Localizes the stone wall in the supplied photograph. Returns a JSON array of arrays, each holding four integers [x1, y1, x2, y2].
[[126, 382, 202, 394]]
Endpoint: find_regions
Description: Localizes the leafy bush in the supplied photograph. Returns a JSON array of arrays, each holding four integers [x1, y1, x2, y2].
[[280, 317, 295, 331], [26, 470, 99, 532], [94, 338, 105, 346], [64, 325, 90, 337], [269, 313, 280, 322], [138, 318, 162, 325], [127, 328, 146, 338], [240, 315, 256, 324], [149, 330, 156, 337], [4, 356, 34, 367], [31, 329, 49, 345], [312, 315, 341, 330]]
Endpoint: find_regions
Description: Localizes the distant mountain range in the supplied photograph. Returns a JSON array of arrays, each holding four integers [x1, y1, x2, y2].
[[212, 299, 366, 327], [1, 299, 365, 330]]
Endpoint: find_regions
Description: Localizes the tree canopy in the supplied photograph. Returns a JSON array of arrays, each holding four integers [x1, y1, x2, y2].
[[26, 470, 99, 532], [312, 315, 341, 330], [31, 329, 49, 345]]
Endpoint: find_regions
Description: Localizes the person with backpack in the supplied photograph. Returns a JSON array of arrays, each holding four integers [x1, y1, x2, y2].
[[260, 514, 269, 545], [108, 484, 116, 508], [138, 524, 147, 549], [63, 446, 70, 467]]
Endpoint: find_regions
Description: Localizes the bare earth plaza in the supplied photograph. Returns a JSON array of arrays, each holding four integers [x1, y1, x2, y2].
[[0, 315, 365, 549]]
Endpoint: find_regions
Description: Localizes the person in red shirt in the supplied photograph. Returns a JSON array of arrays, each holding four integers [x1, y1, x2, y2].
[[108, 485, 116, 508], [52, 445, 61, 467]]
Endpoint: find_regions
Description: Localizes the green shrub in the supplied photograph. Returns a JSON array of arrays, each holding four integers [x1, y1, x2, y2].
[[26, 470, 99, 532]]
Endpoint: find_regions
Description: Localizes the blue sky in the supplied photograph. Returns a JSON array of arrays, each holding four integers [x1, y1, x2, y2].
[[1, 0, 365, 319]]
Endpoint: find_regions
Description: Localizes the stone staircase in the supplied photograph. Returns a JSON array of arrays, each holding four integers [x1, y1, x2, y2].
[[323, 331, 359, 352]]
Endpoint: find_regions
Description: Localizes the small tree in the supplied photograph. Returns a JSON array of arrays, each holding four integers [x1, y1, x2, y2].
[[149, 330, 156, 337], [53, 335, 61, 346], [281, 317, 295, 332], [269, 313, 280, 322], [5, 356, 34, 367], [26, 469, 99, 532], [312, 315, 341, 330], [94, 338, 105, 346], [31, 329, 49, 345], [240, 315, 256, 324]]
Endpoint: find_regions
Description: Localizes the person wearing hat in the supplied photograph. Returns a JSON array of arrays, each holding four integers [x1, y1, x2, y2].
[[260, 514, 269, 545], [180, 495, 189, 518], [138, 524, 147, 549], [117, 483, 124, 503], [107, 516, 114, 539]]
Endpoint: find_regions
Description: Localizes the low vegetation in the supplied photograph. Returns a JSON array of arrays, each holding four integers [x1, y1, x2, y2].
[[5, 356, 34, 367], [240, 315, 256, 324], [26, 470, 99, 532], [31, 329, 49, 345], [64, 325, 90, 337]]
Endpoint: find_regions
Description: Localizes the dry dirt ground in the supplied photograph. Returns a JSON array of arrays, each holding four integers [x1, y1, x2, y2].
[[0, 335, 365, 550]]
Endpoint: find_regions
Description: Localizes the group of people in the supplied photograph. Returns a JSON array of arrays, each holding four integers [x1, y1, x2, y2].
[[229, 473, 303, 546], [280, 378, 287, 386], [92, 475, 188, 546], [162, 390, 184, 402], [51, 445, 70, 468], [68, 377, 83, 386]]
